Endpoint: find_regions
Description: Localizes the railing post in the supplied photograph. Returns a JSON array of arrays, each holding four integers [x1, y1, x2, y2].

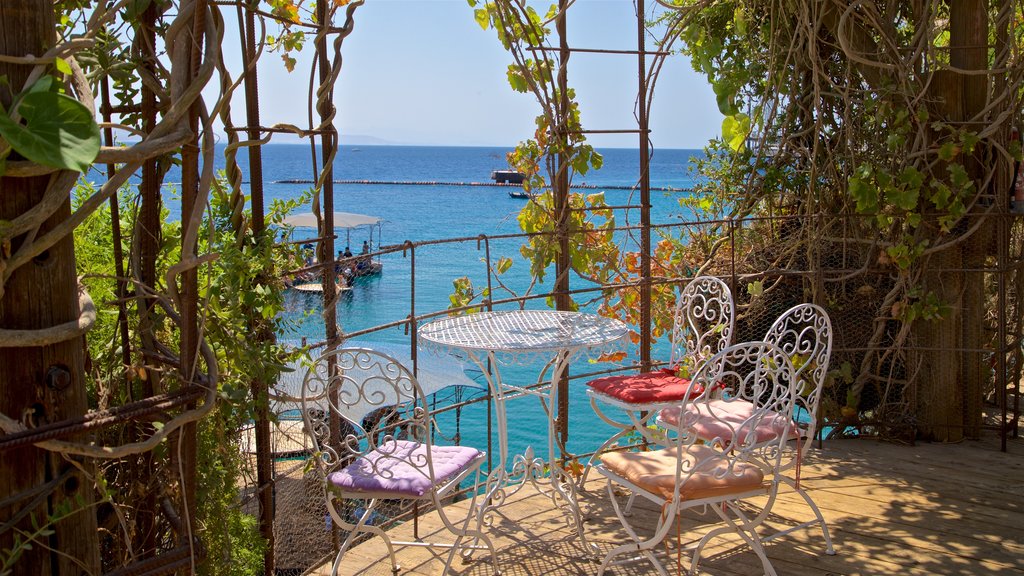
[[638, 0, 652, 372]]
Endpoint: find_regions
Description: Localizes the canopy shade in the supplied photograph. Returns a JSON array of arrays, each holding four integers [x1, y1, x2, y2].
[[271, 341, 484, 412], [282, 211, 381, 229]]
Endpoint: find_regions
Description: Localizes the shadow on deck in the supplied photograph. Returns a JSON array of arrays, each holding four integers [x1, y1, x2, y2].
[[315, 432, 1023, 575]]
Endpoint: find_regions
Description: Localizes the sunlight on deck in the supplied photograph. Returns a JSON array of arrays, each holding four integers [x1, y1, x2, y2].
[[318, 433, 1023, 575]]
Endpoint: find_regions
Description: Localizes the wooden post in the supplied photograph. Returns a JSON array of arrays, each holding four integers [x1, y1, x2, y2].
[[0, 1, 100, 574], [637, 0, 652, 373], [950, 0, 988, 439], [175, 0, 207, 555], [134, 0, 161, 554], [241, 4, 276, 572], [554, 0, 571, 460]]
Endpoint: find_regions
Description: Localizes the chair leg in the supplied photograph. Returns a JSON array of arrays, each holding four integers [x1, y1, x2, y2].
[[434, 479, 501, 576], [597, 542, 671, 576], [623, 491, 637, 515], [702, 502, 776, 576], [582, 401, 635, 487], [781, 475, 835, 555], [331, 499, 398, 576], [598, 479, 675, 576]]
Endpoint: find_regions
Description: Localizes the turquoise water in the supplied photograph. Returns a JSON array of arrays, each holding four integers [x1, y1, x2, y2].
[[175, 144, 704, 462]]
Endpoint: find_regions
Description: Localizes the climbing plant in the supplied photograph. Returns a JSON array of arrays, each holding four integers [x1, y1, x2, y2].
[[452, 1, 613, 313], [1, 0, 363, 574], [657, 0, 1024, 440]]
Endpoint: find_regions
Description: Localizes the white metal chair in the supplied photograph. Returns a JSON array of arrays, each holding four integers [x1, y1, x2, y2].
[[584, 276, 734, 483], [595, 341, 798, 576], [659, 303, 835, 554], [300, 347, 499, 575]]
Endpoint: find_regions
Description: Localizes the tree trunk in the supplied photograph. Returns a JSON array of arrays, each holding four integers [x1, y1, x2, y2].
[[949, 0, 989, 439], [0, 1, 100, 573], [912, 1, 989, 441]]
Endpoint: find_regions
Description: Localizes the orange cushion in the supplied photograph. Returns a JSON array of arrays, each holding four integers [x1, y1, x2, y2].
[[660, 399, 799, 445], [600, 444, 765, 501], [587, 369, 704, 404]]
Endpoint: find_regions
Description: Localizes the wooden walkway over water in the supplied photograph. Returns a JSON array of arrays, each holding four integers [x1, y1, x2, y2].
[[321, 431, 1023, 575]]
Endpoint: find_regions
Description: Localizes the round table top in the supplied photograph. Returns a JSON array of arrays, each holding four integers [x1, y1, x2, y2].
[[418, 309, 629, 358]]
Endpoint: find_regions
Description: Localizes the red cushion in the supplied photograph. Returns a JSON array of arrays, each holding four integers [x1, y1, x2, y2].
[[587, 368, 705, 405]]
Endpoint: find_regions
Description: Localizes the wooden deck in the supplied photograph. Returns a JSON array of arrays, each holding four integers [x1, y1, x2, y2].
[[321, 432, 1023, 575]]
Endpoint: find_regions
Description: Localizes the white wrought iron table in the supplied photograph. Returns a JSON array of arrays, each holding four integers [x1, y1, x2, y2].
[[418, 309, 629, 554]]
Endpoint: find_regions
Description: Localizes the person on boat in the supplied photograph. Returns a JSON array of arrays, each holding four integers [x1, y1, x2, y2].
[[337, 247, 356, 280], [357, 241, 371, 272], [301, 243, 314, 267]]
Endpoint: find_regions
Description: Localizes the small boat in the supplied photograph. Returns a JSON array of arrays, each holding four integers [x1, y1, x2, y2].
[[291, 282, 353, 294], [282, 211, 386, 285], [508, 190, 536, 199], [491, 170, 525, 184]]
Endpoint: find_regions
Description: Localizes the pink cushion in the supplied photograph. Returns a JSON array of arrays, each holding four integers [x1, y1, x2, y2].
[[328, 439, 482, 498], [660, 399, 799, 445], [600, 443, 764, 501], [587, 368, 705, 404]]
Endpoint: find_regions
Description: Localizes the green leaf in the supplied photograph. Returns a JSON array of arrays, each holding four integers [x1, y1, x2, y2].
[[960, 131, 980, 153], [28, 76, 57, 94], [124, 0, 153, 21], [474, 8, 490, 29], [849, 175, 877, 213], [506, 66, 528, 92], [733, 5, 747, 35], [0, 89, 100, 173], [721, 113, 750, 152], [54, 57, 72, 76], [938, 141, 958, 161]]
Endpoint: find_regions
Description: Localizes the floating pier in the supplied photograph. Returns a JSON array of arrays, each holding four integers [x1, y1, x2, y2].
[[273, 178, 691, 192]]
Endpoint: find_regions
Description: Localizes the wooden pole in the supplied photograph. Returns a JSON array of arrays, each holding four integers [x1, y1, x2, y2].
[[554, 0, 571, 459], [950, 0, 987, 439], [133, 0, 161, 555], [637, 0, 652, 373], [0, 1, 100, 574], [240, 4, 276, 572], [176, 0, 207, 555]]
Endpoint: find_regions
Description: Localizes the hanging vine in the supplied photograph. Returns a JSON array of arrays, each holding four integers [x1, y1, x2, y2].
[[1, 0, 365, 573]]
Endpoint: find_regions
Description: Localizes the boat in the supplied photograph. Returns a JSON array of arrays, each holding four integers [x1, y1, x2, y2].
[[282, 211, 385, 286], [508, 190, 536, 200], [491, 170, 525, 184]]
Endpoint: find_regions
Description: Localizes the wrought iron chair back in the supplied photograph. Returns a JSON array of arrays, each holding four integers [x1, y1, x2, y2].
[[668, 275, 735, 375], [764, 303, 833, 460], [301, 347, 434, 480], [676, 340, 798, 459]]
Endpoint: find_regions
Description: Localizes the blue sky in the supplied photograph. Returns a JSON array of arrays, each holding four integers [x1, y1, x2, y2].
[[225, 0, 721, 150]]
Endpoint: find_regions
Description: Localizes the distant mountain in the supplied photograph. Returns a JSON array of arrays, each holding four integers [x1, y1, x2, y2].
[[340, 134, 401, 146]]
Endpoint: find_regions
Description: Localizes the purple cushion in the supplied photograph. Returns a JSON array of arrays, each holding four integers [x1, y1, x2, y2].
[[328, 439, 482, 498], [660, 399, 799, 445]]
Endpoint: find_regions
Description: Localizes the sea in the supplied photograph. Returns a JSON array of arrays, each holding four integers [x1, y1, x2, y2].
[[170, 143, 704, 463]]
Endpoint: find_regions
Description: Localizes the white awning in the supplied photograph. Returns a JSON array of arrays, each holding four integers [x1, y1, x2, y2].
[[282, 211, 381, 229], [270, 341, 485, 413]]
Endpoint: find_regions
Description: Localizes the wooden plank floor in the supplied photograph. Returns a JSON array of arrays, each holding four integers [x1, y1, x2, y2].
[[317, 432, 1024, 575]]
